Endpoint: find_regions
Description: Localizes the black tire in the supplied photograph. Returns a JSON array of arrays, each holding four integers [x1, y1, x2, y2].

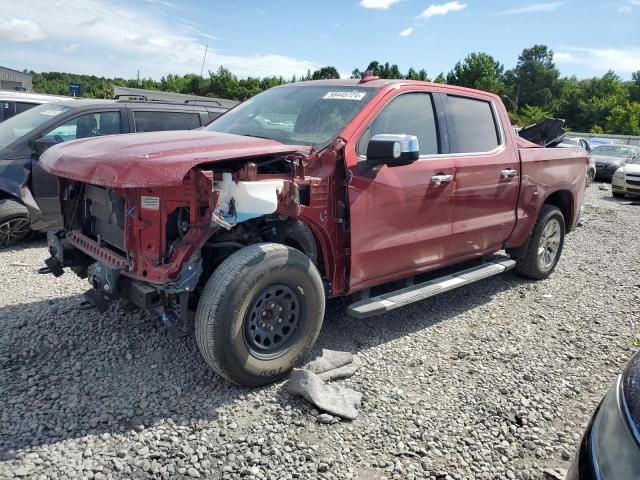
[[514, 205, 565, 280], [0, 199, 31, 248], [195, 243, 325, 386], [612, 192, 625, 198]]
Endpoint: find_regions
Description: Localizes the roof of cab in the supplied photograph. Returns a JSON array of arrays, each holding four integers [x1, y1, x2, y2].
[[282, 78, 503, 101]]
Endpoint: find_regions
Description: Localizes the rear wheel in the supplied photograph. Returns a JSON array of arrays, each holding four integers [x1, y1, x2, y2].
[[195, 243, 325, 386], [0, 199, 31, 248], [515, 205, 565, 280], [612, 192, 625, 198]]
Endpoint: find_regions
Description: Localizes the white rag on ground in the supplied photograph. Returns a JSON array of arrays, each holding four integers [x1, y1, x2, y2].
[[286, 349, 363, 420]]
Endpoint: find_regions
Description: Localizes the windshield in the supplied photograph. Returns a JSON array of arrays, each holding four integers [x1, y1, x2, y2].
[[591, 145, 634, 158], [0, 103, 71, 150], [206, 85, 378, 148], [630, 156, 640, 165]]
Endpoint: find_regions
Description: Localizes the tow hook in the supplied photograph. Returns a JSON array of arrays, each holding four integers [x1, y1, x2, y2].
[[38, 257, 65, 277]]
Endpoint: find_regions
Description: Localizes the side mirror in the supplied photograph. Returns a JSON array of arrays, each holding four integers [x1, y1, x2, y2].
[[366, 134, 420, 168], [30, 137, 58, 156]]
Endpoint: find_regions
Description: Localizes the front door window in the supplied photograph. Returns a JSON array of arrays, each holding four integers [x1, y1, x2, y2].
[[44, 111, 122, 142]]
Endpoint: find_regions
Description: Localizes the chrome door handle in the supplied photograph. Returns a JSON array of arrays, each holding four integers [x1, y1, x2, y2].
[[501, 168, 517, 178], [431, 174, 454, 183]]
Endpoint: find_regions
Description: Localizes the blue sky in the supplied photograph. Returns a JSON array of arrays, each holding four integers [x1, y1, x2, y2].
[[1, 0, 639, 80]]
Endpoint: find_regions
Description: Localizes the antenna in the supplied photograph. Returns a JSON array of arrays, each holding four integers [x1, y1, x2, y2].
[[190, 44, 208, 122], [199, 45, 208, 78]]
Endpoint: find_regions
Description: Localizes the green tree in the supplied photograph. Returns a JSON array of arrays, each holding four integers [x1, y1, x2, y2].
[[405, 67, 419, 80], [629, 71, 640, 103], [504, 45, 560, 109], [446, 52, 504, 94], [311, 66, 340, 80], [606, 102, 640, 135], [512, 105, 553, 127]]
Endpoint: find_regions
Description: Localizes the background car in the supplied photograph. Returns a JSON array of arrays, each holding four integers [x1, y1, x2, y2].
[[591, 144, 639, 181], [0, 98, 234, 247], [558, 136, 592, 152], [586, 156, 596, 185], [611, 155, 640, 198], [0, 91, 68, 123], [555, 137, 595, 185], [588, 136, 616, 147], [567, 350, 640, 479]]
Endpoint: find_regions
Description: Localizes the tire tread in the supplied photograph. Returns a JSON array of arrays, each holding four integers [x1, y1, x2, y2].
[[514, 204, 565, 280], [195, 243, 323, 385]]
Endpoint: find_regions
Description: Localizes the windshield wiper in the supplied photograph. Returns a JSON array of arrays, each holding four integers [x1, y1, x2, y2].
[[236, 133, 274, 141]]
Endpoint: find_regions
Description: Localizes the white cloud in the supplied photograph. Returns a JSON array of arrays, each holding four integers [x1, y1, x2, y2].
[[0, 0, 320, 79], [62, 43, 80, 53], [495, 2, 563, 15], [143, 0, 176, 7], [621, 0, 640, 10], [418, 1, 467, 19], [555, 47, 640, 74], [399, 27, 414, 37], [0, 18, 46, 42], [359, 0, 401, 9], [175, 18, 218, 41]]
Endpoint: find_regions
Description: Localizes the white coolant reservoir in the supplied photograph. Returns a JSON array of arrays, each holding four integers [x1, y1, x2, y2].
[[233, 180, 284, 223], [214, 172, 236, 215]]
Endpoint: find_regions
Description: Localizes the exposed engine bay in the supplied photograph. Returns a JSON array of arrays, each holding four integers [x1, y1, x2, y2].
[[43, 142, 350, 332]]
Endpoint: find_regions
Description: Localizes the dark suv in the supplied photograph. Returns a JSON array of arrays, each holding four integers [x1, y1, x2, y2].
[[0, 98, 233, 247]]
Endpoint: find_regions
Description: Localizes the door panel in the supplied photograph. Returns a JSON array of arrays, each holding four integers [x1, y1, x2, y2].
[[346, 90, 455, 290], [445, 95, 519, 257], [449, 153, 519, 256], [348, 159, 455, 288]]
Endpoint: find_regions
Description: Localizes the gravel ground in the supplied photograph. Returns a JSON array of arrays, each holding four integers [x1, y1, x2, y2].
[[1, 184, 639, 480]]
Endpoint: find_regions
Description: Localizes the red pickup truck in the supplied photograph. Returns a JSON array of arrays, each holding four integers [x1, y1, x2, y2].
[[39, 76, 587, 386]]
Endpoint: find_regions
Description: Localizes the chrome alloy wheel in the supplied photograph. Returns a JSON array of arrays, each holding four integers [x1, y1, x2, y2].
[[537, 218, 561, 270], [0, 217, 30, 247]]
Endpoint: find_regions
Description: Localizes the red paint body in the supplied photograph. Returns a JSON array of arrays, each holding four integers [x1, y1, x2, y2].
[[41, 80, 587, 297]]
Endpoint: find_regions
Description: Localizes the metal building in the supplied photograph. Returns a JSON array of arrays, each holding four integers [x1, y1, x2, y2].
[[0, 66, 33, 92]]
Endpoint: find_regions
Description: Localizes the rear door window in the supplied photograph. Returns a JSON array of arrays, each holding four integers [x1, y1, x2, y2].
[[133, 111, 201, 132], [357, 92, 440, 156], [447, 95, 500, 154], [44, 111, 122, 142], [15, 102, 37, 115], [1, 101, 16, 122]]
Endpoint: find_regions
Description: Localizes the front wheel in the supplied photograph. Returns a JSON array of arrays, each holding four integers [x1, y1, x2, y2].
[[195, 243, 325, 386], [612, 192, 625, 199], [0, 199, 31, 248], [515, 205, 565, 280]]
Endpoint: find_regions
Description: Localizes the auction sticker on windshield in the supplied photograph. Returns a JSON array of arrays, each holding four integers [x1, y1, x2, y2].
[[323, 91, 367, 101], [40, 109, 66, 116]]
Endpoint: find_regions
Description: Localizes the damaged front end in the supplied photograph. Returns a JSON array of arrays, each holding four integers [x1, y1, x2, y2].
[[42, 145, 345, 332]]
